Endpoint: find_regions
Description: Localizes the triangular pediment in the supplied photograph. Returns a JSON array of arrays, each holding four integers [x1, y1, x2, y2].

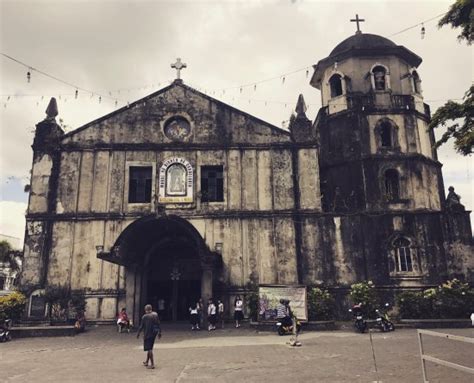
[[61, 81, 290, 146]]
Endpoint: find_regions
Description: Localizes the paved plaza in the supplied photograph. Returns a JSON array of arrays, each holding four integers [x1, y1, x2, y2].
[[1, 325, 472, 382]]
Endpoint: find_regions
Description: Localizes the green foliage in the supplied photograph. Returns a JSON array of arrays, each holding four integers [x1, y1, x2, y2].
[[429, 86, 474, 156], [350, 281, 378, 317], [0, 240, 12, 262], [433, 1, 473, 155], [396, 279, 474, 319], [0, 291, 27, 321], [307, 287, 335, 320], [438, 0, 474, 44], [44, 285, 87, 320], [246, 291, 259, 321], [396, 291, 432, 319]]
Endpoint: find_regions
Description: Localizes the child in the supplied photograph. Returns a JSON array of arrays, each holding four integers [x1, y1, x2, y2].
[[189, 303, 200, 330], [207, 298, 217, 331], [117, 307, 130, 333], [234, 296, 244, 328], [217, 300, 224, 328]]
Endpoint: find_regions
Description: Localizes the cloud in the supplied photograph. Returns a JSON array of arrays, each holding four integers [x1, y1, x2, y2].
[[0, 201, 27, 243]]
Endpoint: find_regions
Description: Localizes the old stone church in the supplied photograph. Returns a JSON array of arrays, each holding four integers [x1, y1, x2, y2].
[[21, 29, 472, 323]]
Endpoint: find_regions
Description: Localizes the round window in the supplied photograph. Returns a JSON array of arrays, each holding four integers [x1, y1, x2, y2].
[[164, 116, 191, 141]]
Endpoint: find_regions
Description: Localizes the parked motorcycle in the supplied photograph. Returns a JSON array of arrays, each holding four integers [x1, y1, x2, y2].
[[374, 303, 395, 332], [276, 316, 301, 336], [349, 303, 367, 333], [0, 319, 12, 342]]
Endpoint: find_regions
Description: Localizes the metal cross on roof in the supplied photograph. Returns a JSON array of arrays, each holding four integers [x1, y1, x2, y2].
[[171, 58, 187, 80], [350, 14, 365, 34]]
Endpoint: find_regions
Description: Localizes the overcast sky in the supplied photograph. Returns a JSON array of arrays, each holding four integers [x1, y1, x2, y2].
[[0, 0, 472, 242]]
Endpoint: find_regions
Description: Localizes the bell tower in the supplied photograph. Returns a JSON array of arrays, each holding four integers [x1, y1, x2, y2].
[[311, 20, 443, 213]]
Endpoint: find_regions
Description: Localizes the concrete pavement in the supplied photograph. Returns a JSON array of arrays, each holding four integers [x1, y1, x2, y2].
[[1, 324, 472, 382]]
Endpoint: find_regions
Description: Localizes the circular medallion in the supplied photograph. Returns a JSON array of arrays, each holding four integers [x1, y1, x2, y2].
[[164, 116, 191, 141]]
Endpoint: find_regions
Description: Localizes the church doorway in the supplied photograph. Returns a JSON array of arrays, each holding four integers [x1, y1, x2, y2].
[[102, 215, 221, 324], [145, 241, 202, 321]]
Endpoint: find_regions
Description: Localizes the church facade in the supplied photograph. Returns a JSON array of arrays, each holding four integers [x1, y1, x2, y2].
[[21, 32, 472, 322]]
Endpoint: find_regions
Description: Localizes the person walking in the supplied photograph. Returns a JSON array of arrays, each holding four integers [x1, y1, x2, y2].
[[234, 296, 244, 328], [137, 304, 161, 370], [207, 298, 217, 331], [189, 303, 200, 330], [217, 300, 225, 329]]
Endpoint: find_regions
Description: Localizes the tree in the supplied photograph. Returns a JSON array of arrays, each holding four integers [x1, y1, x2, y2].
[[0, 240, 12, 262], [429, 86, 473, 155], [438, 0, 473, 44], [430, 0, 474, 155]]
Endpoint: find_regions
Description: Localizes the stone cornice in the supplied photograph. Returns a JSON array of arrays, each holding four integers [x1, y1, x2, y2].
[[25, 208, 453, 222], [58, 142, 319, 152]]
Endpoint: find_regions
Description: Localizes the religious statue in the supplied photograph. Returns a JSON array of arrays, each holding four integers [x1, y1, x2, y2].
[[374, 71, 386, 91], [446, 186, 465, 211], [166, 164, 186, 195]]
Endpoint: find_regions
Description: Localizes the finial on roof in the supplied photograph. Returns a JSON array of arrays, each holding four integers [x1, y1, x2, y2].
[[295, 94, 307, 117], [45, 97, 58, 120]]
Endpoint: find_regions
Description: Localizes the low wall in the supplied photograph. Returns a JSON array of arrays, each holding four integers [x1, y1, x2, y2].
[[11, 326, 76, 338]]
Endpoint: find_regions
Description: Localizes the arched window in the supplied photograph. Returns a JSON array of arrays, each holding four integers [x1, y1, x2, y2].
[[372, 65, 387, 91], [393, 237, 413, 272], [166, 163, 187, 196], [412, 71, 421, 94], [329, 74, 343, 97], [380, 121, 392, 147], [384, 169, 399, 200]]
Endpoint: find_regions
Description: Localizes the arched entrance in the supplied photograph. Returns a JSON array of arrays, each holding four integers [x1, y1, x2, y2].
[[101, 215, 221, 323], [145, 237, 201, 321]]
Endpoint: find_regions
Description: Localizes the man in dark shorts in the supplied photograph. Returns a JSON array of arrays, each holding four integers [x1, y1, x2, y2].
[[137, 304, 161, 369]]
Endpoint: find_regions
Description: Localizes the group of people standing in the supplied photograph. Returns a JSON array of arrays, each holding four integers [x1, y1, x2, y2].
[[190, 295, 244, 331]]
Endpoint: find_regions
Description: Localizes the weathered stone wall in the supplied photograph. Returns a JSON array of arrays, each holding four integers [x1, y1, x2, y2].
[[320, 56, 417, 106], [21, 81, 472, 322], [61, 84, 290, 146], [318, 111, 442, 212], [21, 82, 309, 319], [300, 211, 473, 288]]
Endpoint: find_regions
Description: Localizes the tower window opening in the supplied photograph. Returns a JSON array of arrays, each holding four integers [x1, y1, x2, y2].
[[372, 66, 387, 91], [412, 71, 421, 94], [380, 122, 392, 147], [393, 237, 413, 272], [129, 166, 152, 203], [329, 74, 343, 98], [384, 169, 400, 201]]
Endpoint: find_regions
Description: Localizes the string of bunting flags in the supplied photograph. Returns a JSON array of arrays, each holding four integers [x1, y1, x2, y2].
[[1, 10, 449, 111]]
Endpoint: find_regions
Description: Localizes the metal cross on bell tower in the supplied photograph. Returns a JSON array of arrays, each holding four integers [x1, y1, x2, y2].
[[171, 58, 187, 80], [350, 14, 365, 34]]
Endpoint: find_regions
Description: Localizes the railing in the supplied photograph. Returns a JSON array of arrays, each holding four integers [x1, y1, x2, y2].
[[347, 94, 375, 109], [391, 94, 415, 109], [417, 329, 474, 383]]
